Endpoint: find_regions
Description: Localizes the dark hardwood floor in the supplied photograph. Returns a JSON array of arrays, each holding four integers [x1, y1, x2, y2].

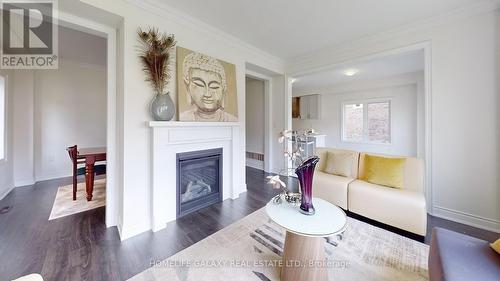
[[0, 167, 498, 280]]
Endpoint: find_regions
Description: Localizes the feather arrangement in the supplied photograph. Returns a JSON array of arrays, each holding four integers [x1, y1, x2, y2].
[[137, 27, 176, 95]]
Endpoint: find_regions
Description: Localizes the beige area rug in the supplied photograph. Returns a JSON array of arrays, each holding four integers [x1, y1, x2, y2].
[[48, 179, 106, 220], [130, 207, 429, 281]]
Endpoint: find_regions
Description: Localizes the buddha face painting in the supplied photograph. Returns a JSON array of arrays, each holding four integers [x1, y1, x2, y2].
[[178, 47, 238, 122], [187, 68, 224, 113]]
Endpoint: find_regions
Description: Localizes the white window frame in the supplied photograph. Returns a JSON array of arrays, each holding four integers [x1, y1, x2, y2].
[[341, 98, 392, 145]]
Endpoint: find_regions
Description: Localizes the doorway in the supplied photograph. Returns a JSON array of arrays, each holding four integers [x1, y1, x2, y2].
[[245, 76, 266, 170], [57, 13, 117, 227], [245, 70, 273, 173], [40, 24, 108, 220], [287, 42, 432, 209]]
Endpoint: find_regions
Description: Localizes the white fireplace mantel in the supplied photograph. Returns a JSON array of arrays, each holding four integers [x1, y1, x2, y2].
[[149, 121, 240, 127], [149, 121, 245, 232]]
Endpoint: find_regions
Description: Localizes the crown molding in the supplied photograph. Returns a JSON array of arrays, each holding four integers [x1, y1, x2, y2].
[[124, 0, 285, 73], [293, 70, 424, 96], [288, 0, 500, 71]]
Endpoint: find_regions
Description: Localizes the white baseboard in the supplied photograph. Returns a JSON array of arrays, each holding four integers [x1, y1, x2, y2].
[[105, 212, 118, 228], [119, 221, 151, 241], [231, 184, 247, 199], [35, 171, 72, 182], [14, 178, 35, 187], [432, 205, 500, 233], [117, 221, 123, 240], [246, 158, 264, 170], [0, 185, 15, 200]]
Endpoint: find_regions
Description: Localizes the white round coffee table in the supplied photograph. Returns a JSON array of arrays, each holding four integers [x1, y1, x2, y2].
[[266, 197, 347, 281]]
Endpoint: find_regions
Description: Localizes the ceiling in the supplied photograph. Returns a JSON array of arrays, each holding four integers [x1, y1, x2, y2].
[[292, 50, 424, 93], [160, 0, 479, 59], [58, 25, 107, 66]]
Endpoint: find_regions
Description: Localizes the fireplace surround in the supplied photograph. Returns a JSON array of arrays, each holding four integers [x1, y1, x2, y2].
[[149, 121, 245, 234], [177, 148, 223, 217]]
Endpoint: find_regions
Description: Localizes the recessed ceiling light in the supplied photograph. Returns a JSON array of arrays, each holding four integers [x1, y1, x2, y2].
[[343, 69, 359, 76]]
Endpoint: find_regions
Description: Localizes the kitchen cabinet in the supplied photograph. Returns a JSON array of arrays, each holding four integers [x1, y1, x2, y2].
[[294, 94, 321, 119]]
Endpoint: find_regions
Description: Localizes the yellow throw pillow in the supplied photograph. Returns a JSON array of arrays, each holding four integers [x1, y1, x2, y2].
[[324, 151, 353, 177], [364, 154, 406, 189], [490, 238, 500, 254]]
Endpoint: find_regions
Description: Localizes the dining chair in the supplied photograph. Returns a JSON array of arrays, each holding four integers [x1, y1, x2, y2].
[[67, 145, 106, 200]]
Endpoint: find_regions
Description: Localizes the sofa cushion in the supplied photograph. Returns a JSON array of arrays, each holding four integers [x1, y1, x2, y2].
[[359, 152, 424, 193], [315, 148, 359, 178], [363, 154, 406, 189], [313, 171, 354, 209], [324, 151, 353, 177], [348, 179, 427, 235], [429, 227, 500, 281], [315, 149, 328, 171]]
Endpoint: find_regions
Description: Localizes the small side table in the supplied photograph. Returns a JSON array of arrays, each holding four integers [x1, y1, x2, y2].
[[266, 197, 347, 281]]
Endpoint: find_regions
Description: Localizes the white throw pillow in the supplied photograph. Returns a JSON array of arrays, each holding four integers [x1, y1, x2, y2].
[[324, 151, 353, 177]]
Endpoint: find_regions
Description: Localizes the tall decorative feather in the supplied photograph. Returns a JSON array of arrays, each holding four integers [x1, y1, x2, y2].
[[137, 27, 176, 95]]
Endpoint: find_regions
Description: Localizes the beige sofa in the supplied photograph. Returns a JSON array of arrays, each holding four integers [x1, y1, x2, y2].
[[314, 148, 427, 236], [314, 148, 359, 209]]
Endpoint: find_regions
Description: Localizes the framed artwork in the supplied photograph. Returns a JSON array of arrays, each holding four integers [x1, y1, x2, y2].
[[177, 47, 238, 122]]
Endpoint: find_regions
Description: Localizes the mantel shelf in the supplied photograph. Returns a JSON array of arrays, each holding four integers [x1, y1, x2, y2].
[[148, 121, 240, 127]]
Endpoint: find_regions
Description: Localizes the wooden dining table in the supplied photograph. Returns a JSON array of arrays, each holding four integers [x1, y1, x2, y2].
[[77, 147, 106, 201]]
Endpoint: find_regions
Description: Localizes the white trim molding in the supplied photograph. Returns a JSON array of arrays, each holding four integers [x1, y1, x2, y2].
[[119, 221, 152, 241], [340, 98, 393, 145], [245, 69, 274, 173], [433, 205, 500, 233], [57, 11, 119, 230], [287, 0, 500, 71], [287, 42, 434, 212], [14, 178, 35, 188], [148, 121, 245, 236], [422, 42, 433, 216], [35, 171, 71, 183], [0, 185, 14, 201], [125, 0, 285, 74]]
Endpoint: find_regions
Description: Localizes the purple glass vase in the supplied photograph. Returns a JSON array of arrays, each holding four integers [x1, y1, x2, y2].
[[295, 156, 320, 215]]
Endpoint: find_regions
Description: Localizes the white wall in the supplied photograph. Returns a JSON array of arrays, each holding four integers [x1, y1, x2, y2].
[[79, 0, 286, 239], [293, 72, 423, 157], [6, 26, 108, 186], [11, 71, 35, 187], [0, 76, 4, 161], [271, 75, 287, 174], [33, 59, 107, 181], [0, 70, 14, 200], [245, 78, 265, 154], [288, 8, 500, 232], [72, 1, 500, 236]]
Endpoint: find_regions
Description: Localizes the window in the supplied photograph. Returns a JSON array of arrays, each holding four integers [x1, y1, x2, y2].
[[343, 103, 364, 142], [0, 76, 4, 160], [342, 100, 391, 144]]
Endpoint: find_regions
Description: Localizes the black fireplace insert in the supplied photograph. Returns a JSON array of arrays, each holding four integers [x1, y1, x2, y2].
[[176, 148, 223, 218]]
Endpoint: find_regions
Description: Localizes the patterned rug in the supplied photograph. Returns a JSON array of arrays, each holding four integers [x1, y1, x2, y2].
[[130, 207, 429, 281], [48, 179, 106, 220]]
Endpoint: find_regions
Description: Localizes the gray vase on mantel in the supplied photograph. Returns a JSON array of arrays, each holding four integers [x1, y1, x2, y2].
[[150, 92, 175, 121]]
